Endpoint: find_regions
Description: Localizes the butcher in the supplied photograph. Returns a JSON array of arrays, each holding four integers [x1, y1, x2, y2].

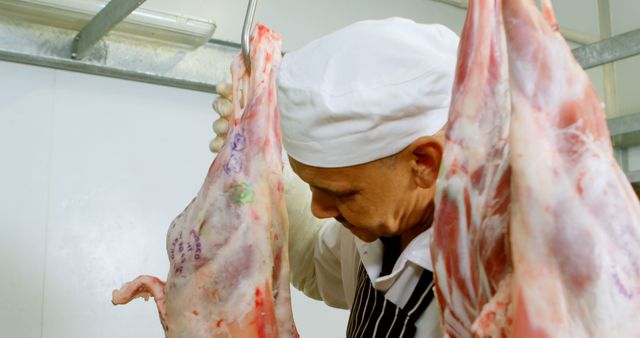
[[211, 17, 458, 337]]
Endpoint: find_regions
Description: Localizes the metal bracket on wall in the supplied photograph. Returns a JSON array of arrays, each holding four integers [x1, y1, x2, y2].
[[71, 0, 146, 60], [573, 28, 640, 70]]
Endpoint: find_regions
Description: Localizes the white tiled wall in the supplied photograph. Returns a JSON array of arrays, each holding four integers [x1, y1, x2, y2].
[[0, 60, 348, 338], [0, 60, 54, 338]]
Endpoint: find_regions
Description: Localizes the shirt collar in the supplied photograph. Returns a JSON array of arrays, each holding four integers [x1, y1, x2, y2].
[[355, 227, 434, 288]]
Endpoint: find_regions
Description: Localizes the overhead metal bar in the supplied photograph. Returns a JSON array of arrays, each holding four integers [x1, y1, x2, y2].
[[209, 38, 242, 49], [1, 48, 216, 92], [0, 17, 237, 94], [71, 0, 146, 60], [573, 28, 640, 70]]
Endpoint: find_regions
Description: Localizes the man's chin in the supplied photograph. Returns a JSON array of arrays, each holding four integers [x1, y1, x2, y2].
[[337, 220, 378, 242], [349, 229, 378, 243]]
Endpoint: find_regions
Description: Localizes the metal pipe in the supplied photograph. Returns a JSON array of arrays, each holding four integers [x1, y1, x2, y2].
[[1, 48, 217, 93], [573, 28, 640, 69], [71, 0, 147, 60], [241, 0, 258, 71]]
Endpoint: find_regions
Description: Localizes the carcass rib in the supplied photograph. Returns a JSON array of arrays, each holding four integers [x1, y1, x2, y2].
[[112, 24, 299, 338]]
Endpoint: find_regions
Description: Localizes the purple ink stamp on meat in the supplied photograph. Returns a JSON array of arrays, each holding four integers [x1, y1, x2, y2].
[[190, 229, 203, 260], [231, 133, 247, 151], [224, 154, 243, 175]]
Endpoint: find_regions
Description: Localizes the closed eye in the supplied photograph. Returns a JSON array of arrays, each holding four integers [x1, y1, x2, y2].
[[336, 191, 358, 201], [310, 185, 359, 201]]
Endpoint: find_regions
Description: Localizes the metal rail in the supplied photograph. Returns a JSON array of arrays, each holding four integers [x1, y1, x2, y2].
[[0, 17, 237, 94], [71, 0, 146, 60], [573, 28, 640, 70], [2, 48, 217, 92]]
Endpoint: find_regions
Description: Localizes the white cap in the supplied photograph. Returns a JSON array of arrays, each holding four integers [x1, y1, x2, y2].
[[277, 17, 459, 168]]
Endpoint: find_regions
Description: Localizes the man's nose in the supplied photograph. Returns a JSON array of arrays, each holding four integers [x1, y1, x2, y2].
[[310, 190, 339, 219]]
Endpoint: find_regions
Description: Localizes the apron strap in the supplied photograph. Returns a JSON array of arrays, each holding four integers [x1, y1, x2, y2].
[[346, 264, 434, 338]]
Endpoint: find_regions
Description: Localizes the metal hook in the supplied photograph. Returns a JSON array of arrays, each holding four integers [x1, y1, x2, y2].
[[241, 0, 258, 72]]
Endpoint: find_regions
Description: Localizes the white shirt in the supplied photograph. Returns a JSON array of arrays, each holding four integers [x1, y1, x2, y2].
[[311, 220, 441, 337]]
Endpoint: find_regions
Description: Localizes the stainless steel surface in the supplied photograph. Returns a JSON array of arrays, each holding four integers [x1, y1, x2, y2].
[[241, 0, 258, 71], [71, 0, 146, 60], [573, 28, 640, 69], [0, 15, 237, 93]]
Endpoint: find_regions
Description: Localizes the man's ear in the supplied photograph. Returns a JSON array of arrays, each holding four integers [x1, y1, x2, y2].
[[410, 137, 443, 189]]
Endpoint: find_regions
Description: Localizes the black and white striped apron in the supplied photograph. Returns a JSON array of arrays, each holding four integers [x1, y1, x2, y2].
[[346, 264, 434, 338]]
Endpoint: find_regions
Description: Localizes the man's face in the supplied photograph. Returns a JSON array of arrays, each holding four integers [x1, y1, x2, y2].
[[289, 147, 438, 242]]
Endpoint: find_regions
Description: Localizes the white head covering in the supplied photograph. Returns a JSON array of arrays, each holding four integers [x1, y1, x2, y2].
[[277, 17, 459, 168]]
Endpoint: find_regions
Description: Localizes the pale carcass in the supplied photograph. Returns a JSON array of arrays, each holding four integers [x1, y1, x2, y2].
[[112, 24, 299, 338], [505, 0, 640, 336], [431, 0, 511, 336], [432, 0, 640, 337]]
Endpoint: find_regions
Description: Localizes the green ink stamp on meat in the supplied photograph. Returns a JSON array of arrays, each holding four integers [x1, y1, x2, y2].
[[229, 182, 255, 204]]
